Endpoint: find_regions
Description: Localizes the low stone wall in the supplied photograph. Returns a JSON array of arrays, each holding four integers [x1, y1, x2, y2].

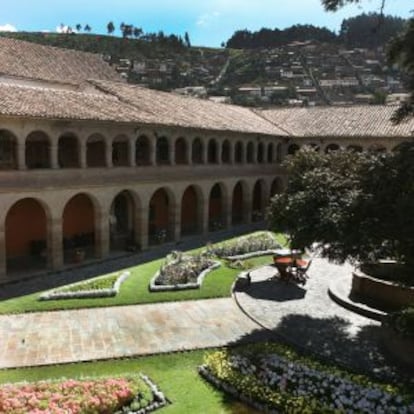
[[351, 269, 414, 310]]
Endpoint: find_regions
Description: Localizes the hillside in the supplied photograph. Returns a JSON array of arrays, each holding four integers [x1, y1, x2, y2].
[[0, 31, 408, 107]]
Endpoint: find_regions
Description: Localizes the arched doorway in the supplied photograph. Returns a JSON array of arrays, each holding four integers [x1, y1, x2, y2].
[[112, 135, 129, 167], [325, 143, 340, 153], [192, 138, 203, 164], [87, 134, 106, 167], [175, 138, 187, 164], [208, 139, 218, 164], [149, 188, 172, 245], [136, 135, 151, 165], [287, 144, 300, 155], [110, 191, 136, 251], [222, 140, 231, 164], [0, 129, 17, 170], [270, 177, 283, 198], [26, 131, 50, 169], [235, 141, 243, 164], [246, 142, 254, 163], [209, 183, 224, 231], [232, 182, 244, 225], [181, 186, 200, 236], [252, 180, 265, 222], [62, 194, 95, 263], [58, 134, 79, 168], [257, 143, 265, 163], [267, 143, 274, 163], [5, 198, 48, 274], [156, 137, 170, 165]]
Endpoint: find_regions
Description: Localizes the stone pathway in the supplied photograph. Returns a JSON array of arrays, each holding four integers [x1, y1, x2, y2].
[[0, 298, 259, 369], [234, 259, 409, 382]]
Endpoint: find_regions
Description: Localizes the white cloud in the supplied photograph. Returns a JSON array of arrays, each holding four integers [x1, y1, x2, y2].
[[56, 24, 76, 34], [0, 23, 17, 32], [196, 11, 220, 27]]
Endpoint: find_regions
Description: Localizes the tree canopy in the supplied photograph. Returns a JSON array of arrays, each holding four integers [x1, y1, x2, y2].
[[268, 144, 414, 266]]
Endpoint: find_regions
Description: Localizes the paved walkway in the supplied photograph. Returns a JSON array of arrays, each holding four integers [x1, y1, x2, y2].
[[0, 298, 258, 369], [234, 259, 408, 382]]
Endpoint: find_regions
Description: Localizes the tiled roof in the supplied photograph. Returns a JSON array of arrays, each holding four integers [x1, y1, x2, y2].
[[0, 37, 121, 85], [0, 83, 144, 122], [258, 106, 414, 137], [90, 80, 286, 136]]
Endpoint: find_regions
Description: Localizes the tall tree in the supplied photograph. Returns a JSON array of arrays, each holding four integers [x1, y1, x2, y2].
[[107, 21, 115, 35], [321, 0, 413, 121], [75, 23, 82, 32], [84, 24, 91, 33], [184, 31, 191, 47], [133, 26, 143, 39]]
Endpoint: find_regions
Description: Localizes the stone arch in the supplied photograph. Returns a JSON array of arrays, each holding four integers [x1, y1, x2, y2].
[[87, 133, 106, 167], [5, 198, 49, 274], [252, 179, 266, 222], [26, 131, 50, 169], [136, 135, 151, 166], [192, 138, 203, 164], [208, 182, 226, 231], [267, 143, 274, 163], [181, 185, 203, 236], [246, 142, 254, 163], [368, 144, 387, 153], [232, 181, 247, 225], [112, 135, 129, 167], [270, 177, 283, 197], [287, 143, 300, 156], [148, 187, 175, 244], [58, 133, 80, 168], [208, 139, 218, 164], [235, 141, 243, 164], [156, 136, 170, 165], [109, 190, 138, 251], [62, 193, 96, 263], [222, 140, 231, 164], [0, 129, 17, 170], [257, 142, 265, 163], [347, 144, 363, 153], [175, 137, 188, 165], [325, 143, 340, 153]]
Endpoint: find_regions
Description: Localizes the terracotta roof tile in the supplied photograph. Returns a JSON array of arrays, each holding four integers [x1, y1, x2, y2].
[[0, 37, 121, 85], [258, 106, 414, 137], [90, 80, 286, 136]]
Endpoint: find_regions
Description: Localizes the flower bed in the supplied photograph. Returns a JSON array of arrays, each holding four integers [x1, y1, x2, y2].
[[200, 344, 414, 413], [150, 251, 220, 291], [38, 271, 130, 301], [208, 232, 281, 259], [0, 374, 168, 414]]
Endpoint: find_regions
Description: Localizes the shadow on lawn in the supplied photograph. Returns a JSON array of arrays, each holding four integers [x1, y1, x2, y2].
[[227, 314, 412, 385]]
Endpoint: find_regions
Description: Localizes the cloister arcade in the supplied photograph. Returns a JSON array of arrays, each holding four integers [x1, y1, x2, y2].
[[0, 176, 285, 280]]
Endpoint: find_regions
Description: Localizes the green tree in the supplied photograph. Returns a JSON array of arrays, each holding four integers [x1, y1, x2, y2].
[[84, 24, 91, 33], [268, 144, 414, 268], [184, 31, 191, 47], [107, 21, 115, 35], [75, 23, 82, 32], [321, 0, 413, 121]]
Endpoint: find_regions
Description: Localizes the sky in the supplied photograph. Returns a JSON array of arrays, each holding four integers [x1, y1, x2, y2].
[[0, 0, 411, 47]]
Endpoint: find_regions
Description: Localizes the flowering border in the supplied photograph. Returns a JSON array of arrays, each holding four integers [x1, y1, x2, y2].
[[38, 271, 130, 301], [224, 249, 282, 261], [149, 261, 221, 292]]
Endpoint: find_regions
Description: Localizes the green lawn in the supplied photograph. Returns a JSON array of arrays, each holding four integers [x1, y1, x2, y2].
[[0, 254, 273, 315], [0, 350, 259, 414]]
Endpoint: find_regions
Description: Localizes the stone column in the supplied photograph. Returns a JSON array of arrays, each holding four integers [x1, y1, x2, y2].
[[187, 139, 192, 165], [201, 198, 209, 235], [95, 212, 110, 259], [244, 191, 253, 225], [224, 191, 232, 230], [0, 226, 6, 283], [47, 217, 63, 271], [105, 140, 113, 168], [229, 141, 235, 164], [202, 139, 208, 164], [170, 139, 176, 166], [137, 205, 149, 250], [128, 138, 136, 167], [172, 202, 181, 242], [216, 141, 222, 165], [50, 144, 59, 169], [17, 142, 26, 170], [79, 140, 87, 169], [242, 142, 247, 164], [149, 135, 156, 166]]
